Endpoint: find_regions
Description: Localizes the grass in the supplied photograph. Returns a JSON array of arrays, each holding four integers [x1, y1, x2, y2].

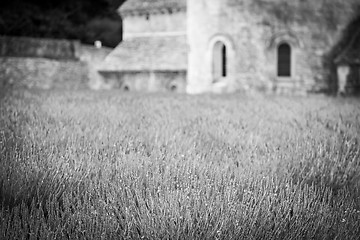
[[0, 89, 360, 239]]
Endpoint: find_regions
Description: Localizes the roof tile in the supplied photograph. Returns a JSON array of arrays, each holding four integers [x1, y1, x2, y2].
[[98, 35, 188, 72]]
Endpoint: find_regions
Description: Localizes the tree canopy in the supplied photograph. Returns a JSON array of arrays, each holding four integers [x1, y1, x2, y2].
[[0, 0, 126, 47]]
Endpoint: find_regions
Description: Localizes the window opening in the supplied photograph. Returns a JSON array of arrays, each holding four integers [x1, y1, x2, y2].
[[213, 41, 227, 81], [222, 44, 227, 77], [277, 43, 291, 77]]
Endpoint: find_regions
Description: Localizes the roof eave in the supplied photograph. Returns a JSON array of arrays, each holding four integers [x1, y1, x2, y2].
[[98, 68, 187, 73], [118, 6, 186, 17]]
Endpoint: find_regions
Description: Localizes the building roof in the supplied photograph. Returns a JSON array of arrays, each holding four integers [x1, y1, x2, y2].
[[335, 29, 360, 65], [119, 0, 187, 14], [98, 35, 188, 72]]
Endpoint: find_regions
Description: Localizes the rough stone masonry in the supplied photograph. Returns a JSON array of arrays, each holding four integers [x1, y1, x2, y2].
[[99, 0, 360, 95]]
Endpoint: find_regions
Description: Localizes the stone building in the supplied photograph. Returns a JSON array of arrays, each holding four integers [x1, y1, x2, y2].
[[98, 0, 187, 92], [334, 28, 360, 95], [99, 0, 360, 94]]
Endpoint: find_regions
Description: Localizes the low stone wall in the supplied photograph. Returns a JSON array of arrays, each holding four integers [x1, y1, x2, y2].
[[99, 71, 186, 92], [0, 36, 79, 59], [0, 57, 88, 90], [0, 36, 112, 90]]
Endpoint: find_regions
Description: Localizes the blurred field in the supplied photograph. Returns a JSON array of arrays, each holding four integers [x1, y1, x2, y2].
[[0, 89, 360, 239]]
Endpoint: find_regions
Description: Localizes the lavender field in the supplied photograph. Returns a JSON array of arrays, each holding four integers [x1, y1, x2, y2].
[[1, 90, 360, 239]]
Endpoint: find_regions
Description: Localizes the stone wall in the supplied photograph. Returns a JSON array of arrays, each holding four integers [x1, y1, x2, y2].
[[0, 36, 111, 90], [0, 57, 88, 90], [0, 36, 79, 59], [78, 45, 112, 89], [187, 0, 360, 94], [123, 11, 187, 39], [99, 71, 186, 92]]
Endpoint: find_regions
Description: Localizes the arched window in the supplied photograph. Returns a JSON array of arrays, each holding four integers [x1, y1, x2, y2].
[[277, 43, 291, 77], [213, 41, 227, 80]]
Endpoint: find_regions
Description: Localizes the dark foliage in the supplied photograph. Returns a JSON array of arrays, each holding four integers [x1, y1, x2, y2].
[[0, 0, 126, 47]]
